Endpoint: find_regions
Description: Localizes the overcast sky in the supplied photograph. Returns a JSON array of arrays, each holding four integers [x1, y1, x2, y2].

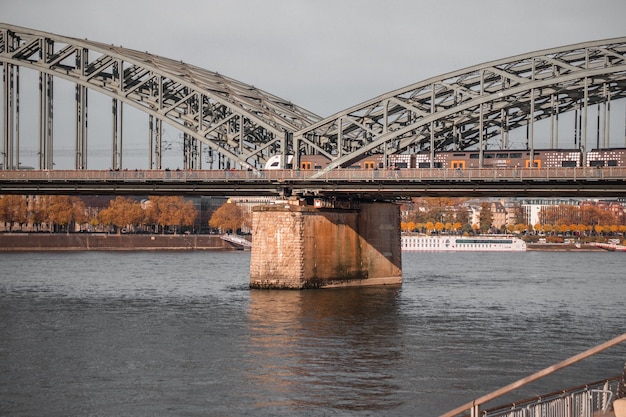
[[4, 0, 626, 117]]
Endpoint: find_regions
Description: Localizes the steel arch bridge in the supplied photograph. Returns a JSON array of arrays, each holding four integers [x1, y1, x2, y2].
[[1, 23, 626, 174], [294, 37, 626, 176], [0, 23, 321, 171]]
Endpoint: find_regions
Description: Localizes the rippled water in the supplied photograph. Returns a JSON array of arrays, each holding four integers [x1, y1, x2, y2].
[[0, 250, 624, 416]]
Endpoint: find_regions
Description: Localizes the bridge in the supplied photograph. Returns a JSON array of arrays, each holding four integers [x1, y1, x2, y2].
[[2, 23, 626, 289], [1, 167, 625, 198]]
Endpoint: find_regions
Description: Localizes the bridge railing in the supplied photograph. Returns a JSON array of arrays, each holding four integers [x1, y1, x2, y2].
[[1, 167, 625, 182], [312, 167, 626, 181], [476, 378, 621, 417], [439, 333, 626, 417]]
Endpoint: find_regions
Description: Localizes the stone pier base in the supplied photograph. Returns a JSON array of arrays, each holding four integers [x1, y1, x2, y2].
[[250, 200, 402, 289]]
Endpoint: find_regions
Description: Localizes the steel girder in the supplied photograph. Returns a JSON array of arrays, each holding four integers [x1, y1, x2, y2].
[[295, 37, 626, 175], [0, 23, 321, 170]]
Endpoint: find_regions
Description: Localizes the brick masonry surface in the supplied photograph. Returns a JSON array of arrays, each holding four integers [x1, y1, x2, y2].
[[250, 201, 402, 289]]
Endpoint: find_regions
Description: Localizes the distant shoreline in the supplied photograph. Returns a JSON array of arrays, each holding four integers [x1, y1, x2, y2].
[[0, 233, 248, 251], [0, 233, 610, 252], [526, 243, 606, 252]]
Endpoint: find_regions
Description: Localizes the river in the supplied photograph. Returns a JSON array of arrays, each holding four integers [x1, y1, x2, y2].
[[0, 250, 624, 416]]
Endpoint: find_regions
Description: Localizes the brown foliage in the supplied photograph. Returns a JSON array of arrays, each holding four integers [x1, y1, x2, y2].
[[99, 196, 144, 231], [144, 196, 197, 233], [209, 201, 244, 233], [0, 195, 28, 229], [45, 196, 87, 228]]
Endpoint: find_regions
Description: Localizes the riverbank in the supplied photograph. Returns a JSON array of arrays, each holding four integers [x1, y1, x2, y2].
[[526, 243, 606, 251], [0, 233, 246, 251], [0, 233, 611, 252]]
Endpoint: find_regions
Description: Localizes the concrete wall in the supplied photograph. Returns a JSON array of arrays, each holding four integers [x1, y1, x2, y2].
[[250, 201, 402, 289], [358, 202, 403, 283], [0, 234, 235, 251]]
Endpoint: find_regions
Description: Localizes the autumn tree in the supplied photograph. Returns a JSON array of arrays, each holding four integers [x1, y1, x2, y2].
[[175, 198, 198, 232], [0, 195, 28, 231], [29, 196, 50, 232], [45, 196, 87, 232], [479, 202, 493, 234], [209, 201, 245, 233], [540, 204, 582, 226], [509, 205, 526, 226], [98, 196, 145, 233], [144, 196, 197, 234], [401, 221, 416, 232]]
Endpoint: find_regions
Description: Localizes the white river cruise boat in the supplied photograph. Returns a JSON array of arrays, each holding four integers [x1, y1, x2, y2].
[[402, 234, 527, 252]]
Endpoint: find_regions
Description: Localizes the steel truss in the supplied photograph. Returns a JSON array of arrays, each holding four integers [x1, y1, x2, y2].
[[294, 37, 626, 175], [0, 23, 321, 170], [2, 23, 626, 173]]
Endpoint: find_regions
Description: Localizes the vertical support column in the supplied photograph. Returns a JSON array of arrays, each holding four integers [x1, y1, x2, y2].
[[581, 49, 589, 167], [596, 103, 601, 149], [75, 47, 88, 170], [581, 78, 588, 166], [430, 83, 435, 168], [149, 114, 154, 169], [280, 130, 289, 170], [602, 85, 610, 149], [75, 84, 88, 169], [478, 103, 484, 167], [155, 117, 162, 169], [111, 98, 123, 170], [383, 99, 389, 168], [148, 114, 163, 169], [38, 72, 53, 170], [183, 132, 190, 170], [500, 108, 508, 150], [500, 76, 509, 149], [478, 71, 484, 167], [550, 65, 559, 150], [554, 96, 560, 149], [529, 90, 535, 166], [573, 104, 579, 147], [293, 133, 300, 171], [549, 94, 555, 149], [183, 130, 199, 170], [337, 117, 343, 158], [528, 58, 535, 167], [196, 93, 204, 170], [2, 63, 15, 169], [15, 66, 19, 169], [239, 115, 244, 155]]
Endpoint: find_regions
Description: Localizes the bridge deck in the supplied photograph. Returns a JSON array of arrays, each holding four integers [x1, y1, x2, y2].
[[1, 167, 625, 198]]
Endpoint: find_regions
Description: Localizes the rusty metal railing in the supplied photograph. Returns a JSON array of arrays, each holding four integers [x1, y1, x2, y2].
[[439, 333, 626, 417], [480, 378, 620, 417]]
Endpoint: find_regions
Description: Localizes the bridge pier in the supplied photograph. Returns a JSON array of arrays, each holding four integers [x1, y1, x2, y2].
[[250, 199, 402, 289]]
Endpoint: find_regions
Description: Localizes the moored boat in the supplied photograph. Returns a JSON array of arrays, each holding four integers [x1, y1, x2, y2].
[[401, 234, 526, 252]]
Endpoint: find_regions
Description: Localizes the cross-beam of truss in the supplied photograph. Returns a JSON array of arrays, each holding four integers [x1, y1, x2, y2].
[[0, 23, 322, 170], [294, 37, 626, 176]]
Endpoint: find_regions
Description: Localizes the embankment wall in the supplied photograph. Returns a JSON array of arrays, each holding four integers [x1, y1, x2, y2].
[[0, 234, 241, 251]]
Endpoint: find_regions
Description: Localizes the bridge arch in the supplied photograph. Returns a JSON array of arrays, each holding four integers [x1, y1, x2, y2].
[[294, 37, 626, 175], [1, 23, 321, 170]]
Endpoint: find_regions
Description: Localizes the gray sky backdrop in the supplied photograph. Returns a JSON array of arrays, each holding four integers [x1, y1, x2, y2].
[[2, 0, 626, 169], [4, 0, 626, 116]]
